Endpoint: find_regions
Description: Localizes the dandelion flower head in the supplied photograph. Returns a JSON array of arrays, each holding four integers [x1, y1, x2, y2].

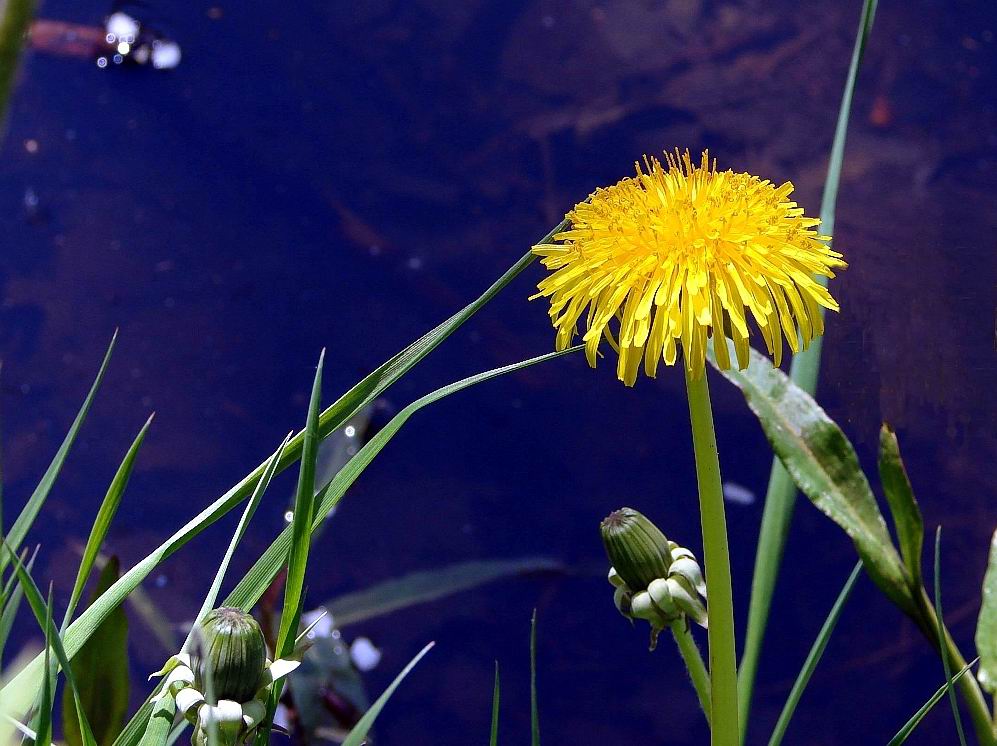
[[531, 150, 846, 385]]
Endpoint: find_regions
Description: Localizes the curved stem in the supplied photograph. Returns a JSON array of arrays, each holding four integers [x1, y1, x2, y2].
[[917, 588, 996, 746], [671, 620, 712, 726], [685, 369, 739, 746]]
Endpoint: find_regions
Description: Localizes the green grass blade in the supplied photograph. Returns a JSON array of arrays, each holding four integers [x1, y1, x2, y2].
[[64, 413, 154, 631], [222, 347, 579, 615], [341, 642, 434, 746], [63, 557, 129, 746], [6, 547, 98, 746], [36, 593, 53, 746], [16, 236, 565, 745], [878, 425, 924, 591], [738, 0, 878, 737], [181, 433, 290, 653], [0, 546, 36, 660], [767, 561, 862, 746], [530, 610, 539, 746], [2, 331, 117, 577], [325, 557, 564, 628], [887, 660, 977, 745], [490, 661, 500, 746], [137, 694, 176, 746], [275, 351, 323, 656], [255, 353, 324, 746], [934, 527, 968, 746]]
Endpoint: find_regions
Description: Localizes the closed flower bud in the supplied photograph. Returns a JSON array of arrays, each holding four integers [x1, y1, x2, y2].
[[600, 508, 673, 591], [191, 608, 267, 703]]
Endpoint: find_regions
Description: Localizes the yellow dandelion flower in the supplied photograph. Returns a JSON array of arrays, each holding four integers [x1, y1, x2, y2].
[[531, 150, 846, 385]]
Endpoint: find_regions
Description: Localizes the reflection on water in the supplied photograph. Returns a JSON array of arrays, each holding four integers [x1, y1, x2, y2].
[[0, 0, 995, 743]]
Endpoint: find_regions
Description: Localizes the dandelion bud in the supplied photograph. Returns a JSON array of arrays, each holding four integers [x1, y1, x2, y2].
[[600, 508, 673, 591], [191, 608, 267, 703]]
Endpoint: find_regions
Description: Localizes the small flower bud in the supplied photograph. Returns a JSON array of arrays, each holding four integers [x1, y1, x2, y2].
[[191, 607, 267, 703], [600, 508, 673, 591]]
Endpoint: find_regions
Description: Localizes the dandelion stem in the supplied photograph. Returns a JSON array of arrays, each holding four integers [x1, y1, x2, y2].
[[685, 368, 739, 746], [670, 619, 711, 726]]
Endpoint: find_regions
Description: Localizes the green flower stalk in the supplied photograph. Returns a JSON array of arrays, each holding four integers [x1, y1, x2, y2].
[[151, 608, 301, 746]]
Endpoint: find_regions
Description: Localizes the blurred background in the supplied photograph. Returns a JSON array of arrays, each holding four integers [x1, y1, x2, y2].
[[0, 0, 995, 743]]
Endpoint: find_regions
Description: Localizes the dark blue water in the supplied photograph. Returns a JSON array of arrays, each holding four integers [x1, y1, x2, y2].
[[1, 0, 996, 743]]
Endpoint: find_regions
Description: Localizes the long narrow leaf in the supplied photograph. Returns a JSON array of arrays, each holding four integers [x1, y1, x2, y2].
[[137, 694, 176, 746], [934, 528, 968, 746], [887, 660, 977, 745], [63, 557, 129, 746], [222, 347, 579, 615], [341, 642, 434, 746], [878, 425, 924, 592], [64, 414, 154, 630], [6, 547, 98, 746], [276, 351, 323, 656], [2, 331, 117, 576], [6, 237, 555, 722], [181, 434, 290, 653], [121, 346, 572, 746], [490, 661, 500, 746], [767, 561, 862, 746], [0, 546, 37, 660], [325, 557, 563, 628], [256, 354, 324, 746], [738, 0, 879, 737], [36, 594, 53, 746], [711, 343, 912, 615], [530, 610, 539, 746]]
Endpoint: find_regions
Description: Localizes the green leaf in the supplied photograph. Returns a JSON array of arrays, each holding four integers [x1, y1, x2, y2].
[[975, 529, 997, 693], [490, 662, 500, 746], [710, 343, 913, 615], [768, 561, 862, 746], [933, 527, 968, 746], [221, 348, 578, 617], [738, 2, 879, 735], [137, 694, 176, 746], [2, 331, 117, 577], [276, 350, 324, 656], [0, 546, 37, 661], [341, 642, 434, 746], [65, 414, 154, 630], [887, 660, 977, 745], [181, 434, 289, 653], [23, 239, 561, 746], [6, 545, 99, 746], [530, 610, 539, 746], [878, 425, 924, 592], [36, 593, 54, 746], [63, 557, 129, 746], [256, 353, 324, 746], [325, 558, 563, 628]]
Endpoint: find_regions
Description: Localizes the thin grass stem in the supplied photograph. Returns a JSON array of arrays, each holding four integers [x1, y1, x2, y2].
[[670, 620, 711, 726]]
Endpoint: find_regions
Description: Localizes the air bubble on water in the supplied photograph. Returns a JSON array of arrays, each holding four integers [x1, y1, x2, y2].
[[97, 57, 108, 68]]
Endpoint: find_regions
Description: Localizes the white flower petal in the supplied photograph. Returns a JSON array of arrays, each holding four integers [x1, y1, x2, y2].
[[266, 659, 300, 682], [198, 700, 243, 726], [175, 689, 205, 715]]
